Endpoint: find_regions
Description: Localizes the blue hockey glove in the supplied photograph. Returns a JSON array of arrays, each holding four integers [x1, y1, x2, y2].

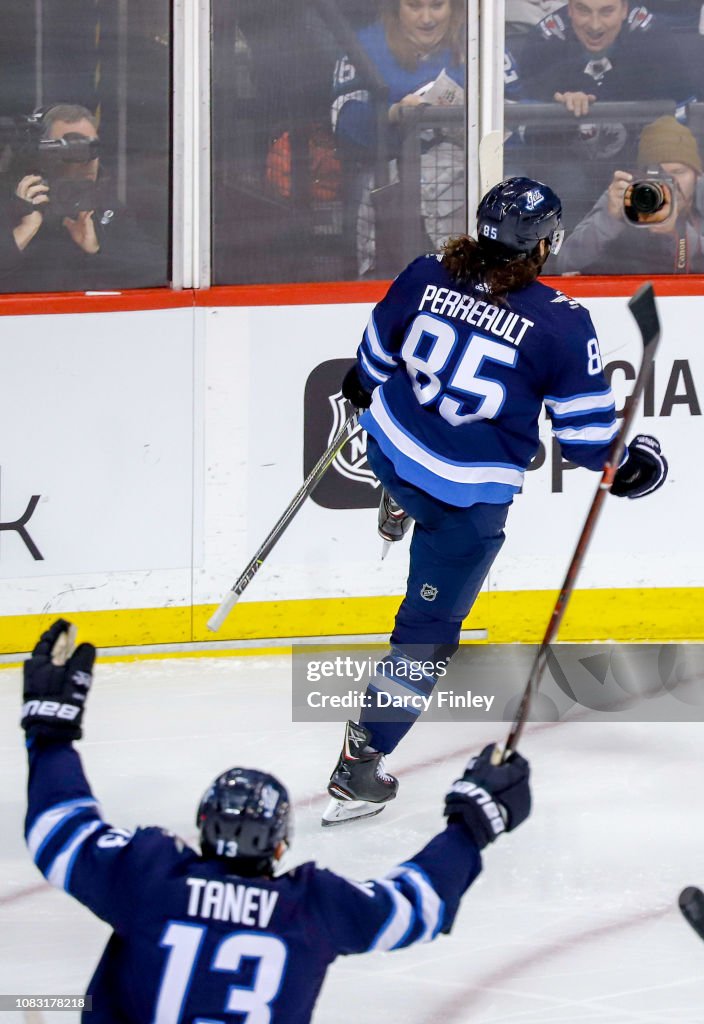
[[341, 364, 373, 410], [611, 435, 668, 499], [444, 744, 531, 850], [21, 619, 96, 742]]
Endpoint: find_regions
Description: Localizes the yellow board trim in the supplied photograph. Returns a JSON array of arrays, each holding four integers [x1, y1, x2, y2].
[[0, 587, 701, 656]]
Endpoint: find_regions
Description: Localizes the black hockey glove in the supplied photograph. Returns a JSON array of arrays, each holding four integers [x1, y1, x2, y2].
[[341, 364, 373, 410], [21, 619, 96, 742], [444, 743, 531, 851], [611, 434, 668, 499]]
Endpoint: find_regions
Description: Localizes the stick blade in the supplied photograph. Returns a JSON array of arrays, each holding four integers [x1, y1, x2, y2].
[[628, 282, 660, 351], [479, 131, 504, 197], [679, 886, 704, 941]]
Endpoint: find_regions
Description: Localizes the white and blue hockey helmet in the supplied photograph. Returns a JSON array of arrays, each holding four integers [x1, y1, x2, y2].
[[477, 176, 564, 257]]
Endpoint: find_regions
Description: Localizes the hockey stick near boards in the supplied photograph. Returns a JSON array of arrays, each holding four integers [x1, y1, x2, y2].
[[494, 282, 661, 763], [207, 412, 359, 633], [679, 886, 704, 942], [478, 130, 504, 197]]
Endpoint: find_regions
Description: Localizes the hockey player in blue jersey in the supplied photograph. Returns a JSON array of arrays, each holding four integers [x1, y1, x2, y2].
[[322, 175, 668, 826], [21, 618, 531, 1023]]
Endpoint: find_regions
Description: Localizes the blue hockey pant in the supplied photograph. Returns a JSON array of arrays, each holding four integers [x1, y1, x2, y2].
[[359, 437, 509, 754]]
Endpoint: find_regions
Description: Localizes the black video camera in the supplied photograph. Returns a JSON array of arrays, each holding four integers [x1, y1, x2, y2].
[[36, 131, 102, 218], [3, 111, 103, 218], [623, 167, 675, 226]]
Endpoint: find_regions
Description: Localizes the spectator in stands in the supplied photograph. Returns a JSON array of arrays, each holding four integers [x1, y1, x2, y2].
[[644, 0, 703, 30], [0, 104, 165, 293], [510, 1, 697, 114], [506, 1, 566, 34], [555, 115, 704, 273], [332, 0, 466, 276], [503, 1, 699, 230]]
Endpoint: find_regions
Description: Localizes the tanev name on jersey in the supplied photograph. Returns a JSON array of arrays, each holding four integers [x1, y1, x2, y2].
[[185, 877, 279, 927]]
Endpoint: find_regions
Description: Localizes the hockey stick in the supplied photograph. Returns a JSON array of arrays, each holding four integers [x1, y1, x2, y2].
[[679, 886, 704, 942], [51, 623, 77, 666], [207, 411, 359, 632], [496, 282, 661, 761], [478, 130, 504, 197]]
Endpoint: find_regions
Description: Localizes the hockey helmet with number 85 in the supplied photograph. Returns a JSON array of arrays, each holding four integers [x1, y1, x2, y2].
[[197, 766, 292, 868], [477, 176, 564, 257]]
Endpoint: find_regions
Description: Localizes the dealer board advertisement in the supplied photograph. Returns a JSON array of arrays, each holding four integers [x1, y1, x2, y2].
[[0, 293, 700, 651]]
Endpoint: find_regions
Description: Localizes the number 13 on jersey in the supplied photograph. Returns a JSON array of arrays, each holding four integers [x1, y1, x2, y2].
[[154, 922, 287, 1023]]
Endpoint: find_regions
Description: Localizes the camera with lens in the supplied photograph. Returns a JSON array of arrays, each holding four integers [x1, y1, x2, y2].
[[36, 132, 102, 219], [623, 167, 675, 226], [1, 111, 103, 219]]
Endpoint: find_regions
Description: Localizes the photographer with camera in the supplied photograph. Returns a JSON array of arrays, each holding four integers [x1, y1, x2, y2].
[[0, 103, 165, 292], [555, 115, 704, 274]]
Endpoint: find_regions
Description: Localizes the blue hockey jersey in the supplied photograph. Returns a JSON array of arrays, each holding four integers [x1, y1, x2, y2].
[[509, 7, 697, 105], [25, 740, 482, 1023], [356, 254, 619, 507], [332, 20, 465, 149]]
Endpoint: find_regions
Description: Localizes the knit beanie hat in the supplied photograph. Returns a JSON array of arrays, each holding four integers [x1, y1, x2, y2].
[[638, 116, 702, 173]]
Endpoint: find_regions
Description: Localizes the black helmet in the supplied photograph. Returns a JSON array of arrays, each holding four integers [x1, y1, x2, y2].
[[196, 767, 292, 871], [477, 176, 564, 257]]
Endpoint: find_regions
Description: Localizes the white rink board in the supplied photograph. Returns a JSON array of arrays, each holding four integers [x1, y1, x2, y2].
[[0, 293, 701, 621], [0, 308, 197, 615], [200, 295, 702, 607]]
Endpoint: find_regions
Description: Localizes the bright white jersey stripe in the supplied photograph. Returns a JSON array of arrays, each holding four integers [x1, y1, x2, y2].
[[369, 393, 524, 487], [27, 797, 100, 859], [553, 422, 619, 444], [387, 865, 443, 942], [359, 348, 392, 384], [331, 89, 369, 131], [46, 819, 103, 891], [364, 312, 398, 367], [369, 879, 415, 951], [545, 390, 615, 417]]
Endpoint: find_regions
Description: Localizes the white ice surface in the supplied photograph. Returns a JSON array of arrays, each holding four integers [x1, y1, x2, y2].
[[1, 654, 704, 1023]]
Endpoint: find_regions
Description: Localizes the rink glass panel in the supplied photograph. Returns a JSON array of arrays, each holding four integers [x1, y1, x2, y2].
[[503, 7, 704, 276], [0, 0, 170, 293], [210, 0, 469, 284]]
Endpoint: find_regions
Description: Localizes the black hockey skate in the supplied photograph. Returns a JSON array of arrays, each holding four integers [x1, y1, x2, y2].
[[378, 489, 412, 543], [322, 721, 398, 826]]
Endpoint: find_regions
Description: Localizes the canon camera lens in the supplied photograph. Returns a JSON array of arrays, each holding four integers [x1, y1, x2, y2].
[[630, 181, 668, 215]]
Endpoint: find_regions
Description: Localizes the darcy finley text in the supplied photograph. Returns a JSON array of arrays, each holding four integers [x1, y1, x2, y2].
[[307, 690, 496, 712]]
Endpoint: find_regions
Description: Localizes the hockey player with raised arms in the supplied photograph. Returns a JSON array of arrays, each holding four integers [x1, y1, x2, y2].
[[322, 176, 668, 826], [21, 619, 531, 1023]]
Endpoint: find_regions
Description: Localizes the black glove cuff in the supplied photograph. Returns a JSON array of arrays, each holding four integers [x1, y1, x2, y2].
[[445, 802, 495, 850], [24, 722, 82, 743], [341, 365, 373, 410]]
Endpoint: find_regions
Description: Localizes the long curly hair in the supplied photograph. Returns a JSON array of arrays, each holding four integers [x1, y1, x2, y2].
[[382, 0, 465, 70], [440, 235, 547, 300]]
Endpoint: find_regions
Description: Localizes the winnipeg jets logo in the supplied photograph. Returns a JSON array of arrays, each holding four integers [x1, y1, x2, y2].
[[260, 784, 280, 816], [420, 583, 438, 602], [584, 57, 612, 83], [525, 190, 544, 212], [328, 392, 379, 489], [540, 13, 565, 40], [628, 6, 653, 31]]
